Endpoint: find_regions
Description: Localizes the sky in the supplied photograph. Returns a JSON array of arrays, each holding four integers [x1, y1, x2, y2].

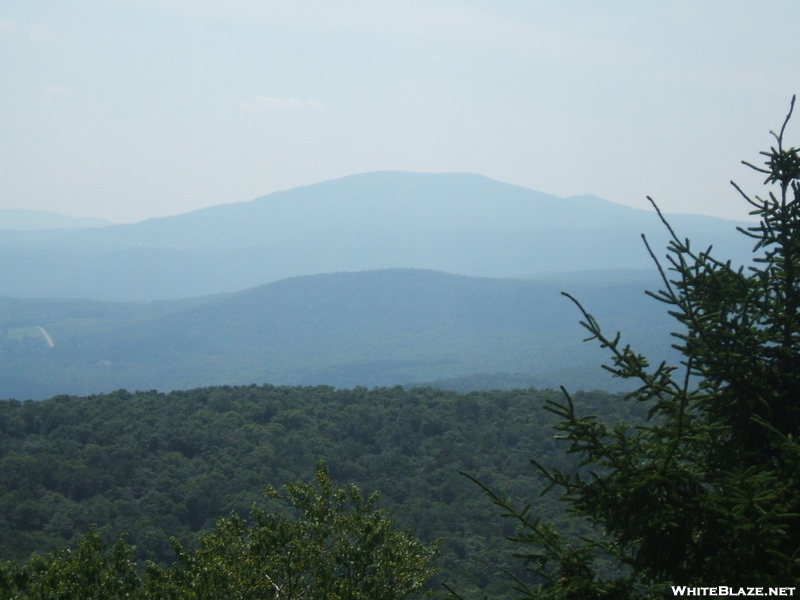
[[1, 1, 798, 224]]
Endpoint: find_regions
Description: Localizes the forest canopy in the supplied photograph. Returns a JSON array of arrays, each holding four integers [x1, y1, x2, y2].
[[0, 384, 642, 599]]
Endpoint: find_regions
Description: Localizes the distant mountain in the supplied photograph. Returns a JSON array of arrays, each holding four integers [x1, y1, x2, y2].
[[0, 268, 677, 400], [0, 172, 752, 301], [0, 209, 112, 231]]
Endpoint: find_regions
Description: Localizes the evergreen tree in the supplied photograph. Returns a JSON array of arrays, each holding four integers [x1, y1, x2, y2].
[[459, 98, 800, 599]]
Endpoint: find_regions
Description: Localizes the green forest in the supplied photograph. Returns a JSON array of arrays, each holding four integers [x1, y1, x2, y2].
[[2, 101, 800, 599], [0, 383, 642, 598]]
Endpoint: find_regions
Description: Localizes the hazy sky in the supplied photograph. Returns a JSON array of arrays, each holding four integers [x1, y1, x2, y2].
[[1, 1, 798, 223]]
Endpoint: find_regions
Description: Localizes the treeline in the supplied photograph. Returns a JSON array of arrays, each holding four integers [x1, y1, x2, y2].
[[0, 384, 643, 598]]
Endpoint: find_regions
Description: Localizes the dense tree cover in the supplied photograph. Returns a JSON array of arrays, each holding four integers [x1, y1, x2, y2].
[[0, 384, 642, 598], [0, 529, 140, 600], [0, 463, 438, 599], [461, 99, 800, 598]]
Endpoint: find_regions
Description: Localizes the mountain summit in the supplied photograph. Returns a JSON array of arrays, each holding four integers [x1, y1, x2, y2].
[[0, 172, 749, 301]]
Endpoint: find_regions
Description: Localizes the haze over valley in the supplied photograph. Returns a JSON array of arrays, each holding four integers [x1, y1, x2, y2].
[[0, 171, 749, 399]]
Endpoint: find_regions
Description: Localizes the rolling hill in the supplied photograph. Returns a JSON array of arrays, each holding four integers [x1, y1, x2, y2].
[[0, 268, 678, 400]]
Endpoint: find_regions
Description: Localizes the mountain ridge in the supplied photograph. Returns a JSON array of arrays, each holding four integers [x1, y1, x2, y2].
[[0, 172, 754, 301], [3, 172, 747, 249]]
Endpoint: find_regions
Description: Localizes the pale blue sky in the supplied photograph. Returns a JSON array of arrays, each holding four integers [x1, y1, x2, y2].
[[1, 1, 798, 223]]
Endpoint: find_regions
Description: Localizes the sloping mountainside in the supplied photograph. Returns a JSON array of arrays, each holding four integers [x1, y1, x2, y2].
[[0, 385, 646, 599], [0, 172, 751, 301], [0, 269, 678, 401]]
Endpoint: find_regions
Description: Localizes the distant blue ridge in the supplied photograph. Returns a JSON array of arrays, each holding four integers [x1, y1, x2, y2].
[[0, 172, 754, 301]]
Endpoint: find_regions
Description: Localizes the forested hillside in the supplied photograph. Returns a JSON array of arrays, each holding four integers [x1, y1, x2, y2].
[[0, 384, 644, 598], [0, 268, 676, 400]]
